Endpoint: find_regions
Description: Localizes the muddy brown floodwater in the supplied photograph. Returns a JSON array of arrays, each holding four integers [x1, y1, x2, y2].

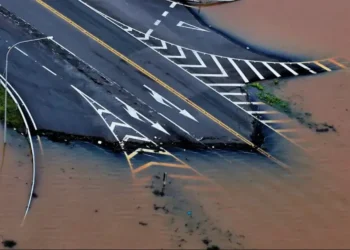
[[1, 1, 350, 249], [203, 0, 350, 248]]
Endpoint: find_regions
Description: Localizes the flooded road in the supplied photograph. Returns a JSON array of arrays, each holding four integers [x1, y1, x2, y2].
[[203, 0, 350, 248], [1, 0, 350, 249]]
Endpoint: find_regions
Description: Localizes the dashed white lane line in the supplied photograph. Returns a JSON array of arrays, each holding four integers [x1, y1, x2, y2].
[[42, 65, 57, 76], [162, 11, 169, 17], [154, 20, 161, 26], [170, 2, 177, 8], [15, 47, 28, 57]]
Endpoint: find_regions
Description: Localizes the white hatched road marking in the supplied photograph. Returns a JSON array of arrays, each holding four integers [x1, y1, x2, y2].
[[245, 60, 265, 80], [42, 65, 57, 76], [297, 63, 316, 74], [247, 110, 278, 115], [228, 58, 249, 83], [263, 62, 281, 77], [280, 63, 298, 76], [139, 29, 153, 40], [178, 50, 206, 68], [192, 55, 228, 77], [77, 0, 348, 151], [234, 102, 265, 105], [314, 61, 332, 72], [221, 92, 246, 96], [166, 45, 186, 59]]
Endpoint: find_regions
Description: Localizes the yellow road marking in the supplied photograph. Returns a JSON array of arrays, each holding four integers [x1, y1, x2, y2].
[[36, 0, 289, 169], [329, 58, 347, 69], [133, 162, 190, 174], [314, 61, 331, 72]]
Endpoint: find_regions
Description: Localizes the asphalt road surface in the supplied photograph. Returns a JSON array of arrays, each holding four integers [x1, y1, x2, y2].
[[1, 0, 346, 168]]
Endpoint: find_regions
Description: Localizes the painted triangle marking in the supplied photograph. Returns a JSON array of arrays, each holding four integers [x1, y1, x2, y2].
[[176, 21, 209, 32]]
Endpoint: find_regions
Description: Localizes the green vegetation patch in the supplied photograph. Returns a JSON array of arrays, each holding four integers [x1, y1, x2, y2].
[[248, 82, 264, 91], [258, 91, 291, 113], [0, 86, 24, 129]]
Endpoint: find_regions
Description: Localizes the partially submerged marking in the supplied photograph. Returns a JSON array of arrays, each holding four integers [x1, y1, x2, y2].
[[0, 86, 25, 131]]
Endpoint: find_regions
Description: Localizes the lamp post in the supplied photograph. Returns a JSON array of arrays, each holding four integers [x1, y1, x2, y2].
[[3, 36, 53, 144]]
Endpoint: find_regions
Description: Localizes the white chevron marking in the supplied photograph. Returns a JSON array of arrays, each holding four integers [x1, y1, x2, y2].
[[138, 29, 153, 41], [165, 46, 186, 59], [192, 55, 228, 77], [151, 40, 167, 50], [178, 51, 206, 68]]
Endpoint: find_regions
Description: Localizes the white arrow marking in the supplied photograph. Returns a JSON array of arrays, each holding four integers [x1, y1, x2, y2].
[[143, 85, 198, 122], [115, 97, 170, 135], [177, 21, 209, 32]]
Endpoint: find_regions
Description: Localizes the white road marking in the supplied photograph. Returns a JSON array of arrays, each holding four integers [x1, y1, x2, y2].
[[139, 29, 153, 40], [280, 63, 298, 76], [247, 110, 278, 114], [177, 21, 209, 32], [297, 63, 316, 74], [15, 47, 28, 57], [234, 101, 265, 105], [228, 58, 249, 83], [42, 65, 57, 76], [178, 50, 206, 68], [276, 129, 298, 133], [206, 83, 245, 87], [115, 97, 170, 135], [162, 11, 169, 17], [192, 55, 228, 77], [262, 119, 292, 124], [165, 45, 186, 59], [245, 60, 265, 80], [170, 2, 177, 8], [159, 113, 191, 136], [262, 62, 281, 77], [221, 92, 246, 96], [154, 20, 161, 26], [151, 40, 167, 50], [144, 84, 198, 122]]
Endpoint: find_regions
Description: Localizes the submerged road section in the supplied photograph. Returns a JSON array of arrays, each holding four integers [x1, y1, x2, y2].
[[1, 0, 347, 169]]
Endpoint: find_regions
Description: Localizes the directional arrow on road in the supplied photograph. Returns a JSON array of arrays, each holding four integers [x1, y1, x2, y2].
[[115, 97, 170, 135], [176, 21, 209, 32], [144, 85, 198, 122]]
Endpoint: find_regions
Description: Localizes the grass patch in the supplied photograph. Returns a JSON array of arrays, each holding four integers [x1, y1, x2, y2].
[[0, 87, 24, 129], [249, 82, 264, 91], [258, 91, 291, 113]]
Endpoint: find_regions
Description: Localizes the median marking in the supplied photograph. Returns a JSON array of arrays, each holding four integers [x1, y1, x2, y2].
[[35, 0, 289, 169]]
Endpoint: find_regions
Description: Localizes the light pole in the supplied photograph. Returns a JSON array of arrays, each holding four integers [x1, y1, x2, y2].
[[3, 36, 53, 144]]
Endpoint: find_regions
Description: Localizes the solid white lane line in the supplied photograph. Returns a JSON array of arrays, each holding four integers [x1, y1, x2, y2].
[[245, 60, 265, 80], [206, 83, 245, 87], [234, 102, 265, 105], [280, 63, 298, 75], [42, 65, 57, 76], [228, 58, 249, 83], [262, 119, 292, 124], [170, 2, 177, 8], [297, 63, 316, 74], [162, 11, 169, 17], [275, 129, 298, 133], [220, 92, 246, 96], [154, 20, 161, 26], [158, 113, 191, 136], [15, 47, 28, 57], [247, 110, 278, 114], [262, 62, 281, 77]]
